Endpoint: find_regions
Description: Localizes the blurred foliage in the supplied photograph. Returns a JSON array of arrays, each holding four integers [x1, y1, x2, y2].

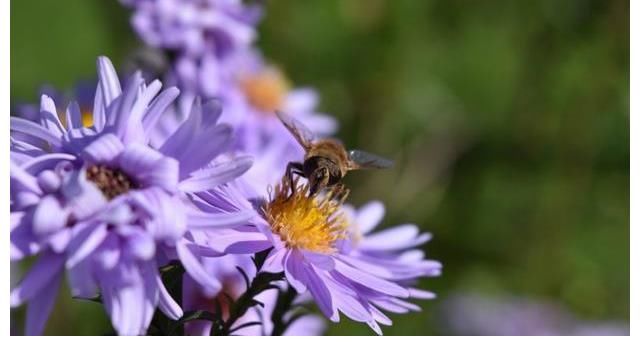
[[11, 0, 628, 335]]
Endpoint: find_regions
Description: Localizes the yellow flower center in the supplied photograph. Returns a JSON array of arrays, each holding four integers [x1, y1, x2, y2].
[[240, 68, 290, 113], [82, 112, 94, 127], [59, 110, 94, 128], [264, 177, 350, 254]]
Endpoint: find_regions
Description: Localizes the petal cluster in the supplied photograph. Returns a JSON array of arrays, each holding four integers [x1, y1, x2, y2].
[[10, 57, 254, 335]]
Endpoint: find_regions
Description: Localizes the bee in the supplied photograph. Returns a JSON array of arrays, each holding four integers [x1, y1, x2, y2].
[[276, 111, 394, 197]]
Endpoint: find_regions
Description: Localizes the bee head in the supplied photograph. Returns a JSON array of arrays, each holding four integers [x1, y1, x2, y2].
[[309, 167, 330, 196]]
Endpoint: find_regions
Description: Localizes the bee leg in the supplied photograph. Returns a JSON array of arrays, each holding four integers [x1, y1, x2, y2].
[[285, 161, 304, 196]]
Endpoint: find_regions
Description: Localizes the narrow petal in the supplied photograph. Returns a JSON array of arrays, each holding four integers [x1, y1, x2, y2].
[[177, 124, 233, 176], [67, 258, 98, 298], [187, 209, 256, 229], [303, 251, 335, 270], [10, 160, 42, 195], [157, 274, 183, 320], [11, 116, 62, 147], [81, 133, 125, 164], [66, 223, 108, 269], [408, 288, 436, 300], [142, 86, 180, 132], [359, 225, 422, 251], [285, 250, 307, 293], [261, 247, 287, 273], [334, 260, 409, 298], [178, 156, 253, 192], [21, 153, 76, 176], [113, 71, 144, 139], [93, 83, 106, 130], [65, 101, 82, 129], [11, 251, 64, 307], [176, 240, 222, 297], [355, 201, 385, 234], [39, 94, 65, 138], [97, 56, 122, 109], [303, 267, 334, 319], [25, 272, 62, 335]]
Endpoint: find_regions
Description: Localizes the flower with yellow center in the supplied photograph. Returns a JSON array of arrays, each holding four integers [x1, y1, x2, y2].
[[264, 177, 349, 254], [240, 68, 290, 113]]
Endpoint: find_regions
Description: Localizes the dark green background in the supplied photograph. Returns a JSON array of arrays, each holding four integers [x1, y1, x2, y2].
[[11, 0, 629, 335]]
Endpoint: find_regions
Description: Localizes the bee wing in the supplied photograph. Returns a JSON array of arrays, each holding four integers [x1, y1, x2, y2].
[[275, 110, 315, 150], [348, 149, 394, 170]]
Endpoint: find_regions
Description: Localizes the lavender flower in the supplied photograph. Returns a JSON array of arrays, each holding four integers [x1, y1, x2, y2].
[[10, 56, 255, 335], [123, 0, 262, 58], [193, 176, 440, 335]]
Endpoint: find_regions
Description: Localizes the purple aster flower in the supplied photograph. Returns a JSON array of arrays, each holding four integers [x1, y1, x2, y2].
[[182, 254, 325, 335], [123, 0, 262, 58], [438, 293, 630, 336], [10, 56, 255, 335], [194, 175, 440, 335]]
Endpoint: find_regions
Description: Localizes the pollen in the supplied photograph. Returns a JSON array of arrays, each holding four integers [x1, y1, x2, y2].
[[86, 164, 137, 200], [240, 68, 290, 113], [264, 177, 350, 254]]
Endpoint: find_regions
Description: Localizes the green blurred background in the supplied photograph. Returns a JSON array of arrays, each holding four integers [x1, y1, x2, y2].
[[10, 0, 629, 335]]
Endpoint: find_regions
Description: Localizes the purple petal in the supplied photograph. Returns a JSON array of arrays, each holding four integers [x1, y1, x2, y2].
[[32, 195, 68, 236], [113, 271, 145, 335], [128, 79, 162, 129], [355, 201, 385, 234], [129, 232, 156, 260], [21, 153, 76, 175], [359, 225, 422, 251], [187, 209, 256, 229], [11, 116, 62, 147], [10, 160, 42, 195], [303, 266, 334, 320], [262, 247, 287, 273], [11, 251, 64, 307], [157, 274, 183, 320], [177, 124, 233, 176], [36, 170, 61, 193], [97, 56, 122, 109], [303, 251, 336, 270], [118, 143, 163, 176], [25, 271, 62, 335], [81, 133, 125, 164], [303, 114, 338, 136], [39, 94, 65, 138], [49, 228, 72, 253], [67, 258, 98, 298], [66, 223, 108, 269], [113, 71, 144, 140], [141, 86, 180, 132], [176, 240, 222, 297], [178, 156, 253, 192], [65, 101, 82, 129], [284, 88, 318, 113], [334, 260, 409, 298], [408, 288, 436, 300], [336, 255, 393, 279], [285, 250, 307, 293], [140, 157, 179, 192], [93, 83, 106, 130]]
